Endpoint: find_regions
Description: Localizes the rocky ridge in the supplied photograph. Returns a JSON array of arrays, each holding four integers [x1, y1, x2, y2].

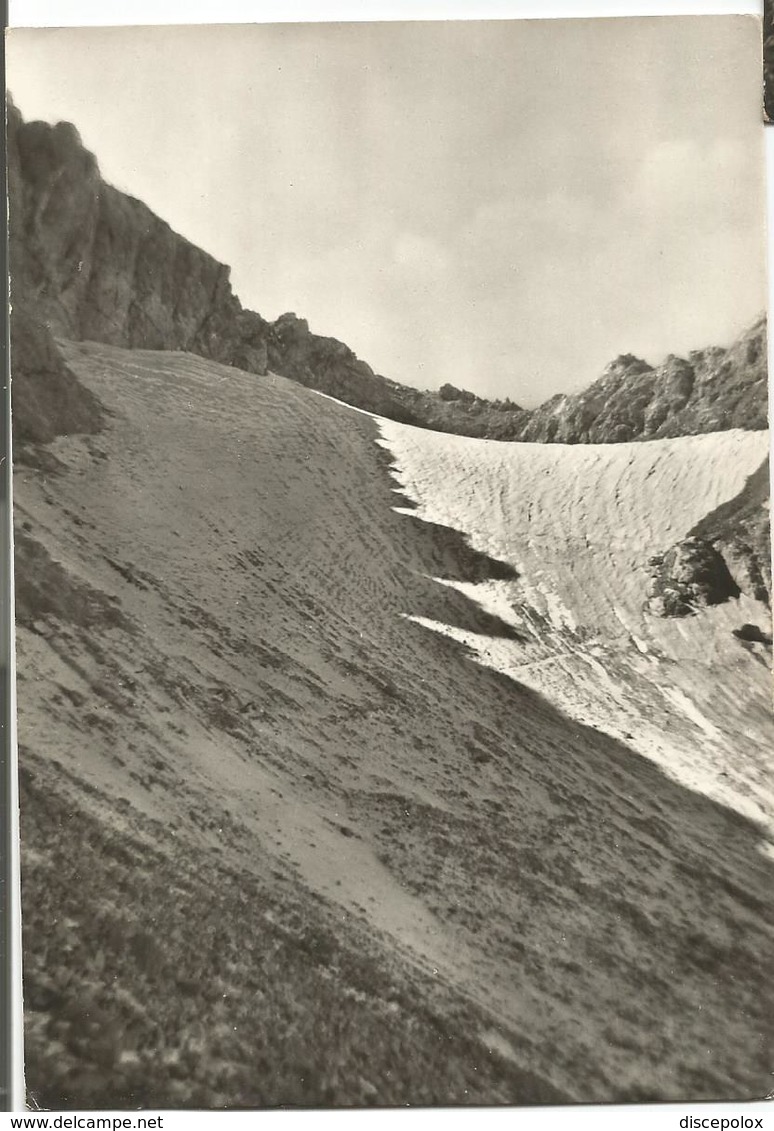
[[518, 324, 767, 443], [7, 99, 770, 614], [7, 99, 420, 437], [8, 98, 769, 447]]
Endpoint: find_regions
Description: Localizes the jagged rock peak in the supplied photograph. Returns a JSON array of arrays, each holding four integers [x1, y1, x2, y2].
[[602, 354, 654, 379]]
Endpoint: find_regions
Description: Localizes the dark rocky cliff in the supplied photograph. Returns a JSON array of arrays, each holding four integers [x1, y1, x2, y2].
[[8, 98, 270, 367], [8, 98, 768, 446], [645, 538, 742, 618], [7, 99, 424, 433]]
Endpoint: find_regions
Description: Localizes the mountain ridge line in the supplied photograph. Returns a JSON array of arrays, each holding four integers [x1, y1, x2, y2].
[[7, 95, 768, 446]]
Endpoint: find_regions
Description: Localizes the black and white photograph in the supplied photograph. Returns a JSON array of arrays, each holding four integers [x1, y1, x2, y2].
[[5, 14, 773, 1111]]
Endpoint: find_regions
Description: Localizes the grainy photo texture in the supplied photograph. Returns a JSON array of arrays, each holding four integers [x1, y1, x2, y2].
[[6, 17, 773, 1111]]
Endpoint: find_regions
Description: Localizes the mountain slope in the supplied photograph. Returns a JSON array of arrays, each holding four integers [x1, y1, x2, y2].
[[8, 98, 768, 445], [14, 340, 774, 1107], [9, 93, 773, 1109]]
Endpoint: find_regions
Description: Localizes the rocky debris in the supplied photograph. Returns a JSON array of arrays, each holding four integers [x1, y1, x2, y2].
[[646, 537, 741, 617], [10, 305, 104, 457], [7, 98, 767, 448], [732, 623, 773, 646], [688, 459, 771, 605]]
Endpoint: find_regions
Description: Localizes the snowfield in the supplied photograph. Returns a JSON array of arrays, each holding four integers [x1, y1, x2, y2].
[[378, 421, 773, 836]]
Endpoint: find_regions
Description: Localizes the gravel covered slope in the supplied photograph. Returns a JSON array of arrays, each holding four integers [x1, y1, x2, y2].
[[14, 341, 774, 1106]]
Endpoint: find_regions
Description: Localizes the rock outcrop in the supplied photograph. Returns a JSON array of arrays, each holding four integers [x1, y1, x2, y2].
[[6, 99, 424, 433], [645, 537, 741, 617], [265, 313, 420, 423], [765, 0, 774, 123], [7, 98, 271, 368], [689, 459, 772, 605], [10, 306, 104, 458], [646, 459, 772, 617], [8, 98, 768, 447], [518, 321, 767, 444]]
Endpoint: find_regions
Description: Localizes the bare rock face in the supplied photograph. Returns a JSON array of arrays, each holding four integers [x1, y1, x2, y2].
[[266, 313, 420, 422], [519, 323, 767, 445], [765, 0, 774, 123], [7, 101, 428, 430], [8, 97, 267, 366], [8, 98, 768, 448], [646, 537, 741, 617], [689, 460, 771, 605], [646, 461, 770, 619], [10, 305, 104, 457]]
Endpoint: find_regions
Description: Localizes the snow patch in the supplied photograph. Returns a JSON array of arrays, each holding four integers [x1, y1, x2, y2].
[[378, 421, 773, 833]]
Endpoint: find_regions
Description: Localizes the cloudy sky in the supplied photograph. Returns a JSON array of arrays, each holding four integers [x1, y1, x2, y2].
[[6, 16, 766, 404]]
